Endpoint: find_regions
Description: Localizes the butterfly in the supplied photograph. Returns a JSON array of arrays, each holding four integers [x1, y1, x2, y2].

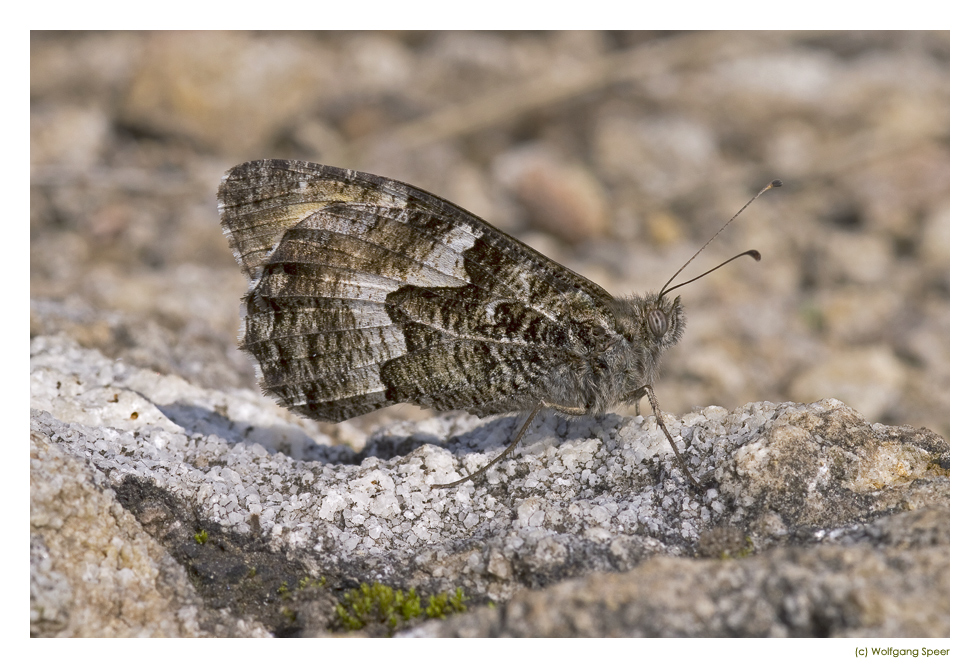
[[218, 159, 777, 489]]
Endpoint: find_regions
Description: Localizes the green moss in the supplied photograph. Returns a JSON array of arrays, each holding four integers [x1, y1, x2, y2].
[[336, 582, 468, 633], [298, 575, 327, 590], [734, 536, 755, 558], [424, 587, 468, 619], [193, 529, 209, 545], [277, 575, 328, 604], [720, 536, 756, 560]]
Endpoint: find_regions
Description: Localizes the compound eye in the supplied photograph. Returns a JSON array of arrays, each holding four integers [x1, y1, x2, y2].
[[648, 309, 668, 338]]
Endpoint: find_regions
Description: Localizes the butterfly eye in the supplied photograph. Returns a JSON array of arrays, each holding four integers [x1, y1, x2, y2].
[[648, 309, 668, 338]]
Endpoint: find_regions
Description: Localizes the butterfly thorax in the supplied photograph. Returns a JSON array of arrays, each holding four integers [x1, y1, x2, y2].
[[519, 292, 683, 417]]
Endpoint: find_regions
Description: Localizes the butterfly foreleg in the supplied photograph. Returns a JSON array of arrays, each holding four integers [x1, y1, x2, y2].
[[630, 386, 703, 492]]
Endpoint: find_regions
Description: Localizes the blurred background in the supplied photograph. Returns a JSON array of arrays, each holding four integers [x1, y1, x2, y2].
[[30, 31, 949, 441]]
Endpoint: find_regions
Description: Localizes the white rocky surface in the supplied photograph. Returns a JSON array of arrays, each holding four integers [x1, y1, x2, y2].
[[31, 334, 948, 636]]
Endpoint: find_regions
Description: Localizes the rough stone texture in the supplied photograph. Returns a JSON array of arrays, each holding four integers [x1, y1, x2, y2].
[[31, 335, 948, 637], [30, 427, 269, 637], [415, 540, 949, 638], [30, 31, 949, 637]]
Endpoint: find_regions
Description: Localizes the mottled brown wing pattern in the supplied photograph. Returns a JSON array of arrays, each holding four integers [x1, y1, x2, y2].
[[218, 160, 619, 422]]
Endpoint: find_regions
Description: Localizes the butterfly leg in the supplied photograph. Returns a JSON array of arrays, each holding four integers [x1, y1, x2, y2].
[[431, 400, 587, 489], [630, 386, 704, 493]]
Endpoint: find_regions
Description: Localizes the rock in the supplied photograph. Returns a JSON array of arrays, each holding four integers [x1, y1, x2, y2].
[[31, 335, 948, 637], [494, 147, 611, 243], [119, 32, 333, 156], [30, 429, 268, 637], [417, 539, 948, 637], [789, 345, 906, 422]]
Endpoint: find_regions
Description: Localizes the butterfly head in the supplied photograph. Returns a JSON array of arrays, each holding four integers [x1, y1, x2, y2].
[[614, 292, 686, 352]]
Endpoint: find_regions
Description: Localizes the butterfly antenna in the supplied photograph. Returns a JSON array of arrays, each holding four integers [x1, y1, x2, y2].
[[658, 180, 781, 298]]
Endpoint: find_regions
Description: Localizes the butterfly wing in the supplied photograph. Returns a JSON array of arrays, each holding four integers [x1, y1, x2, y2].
[[218, 160, 618, 421]]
